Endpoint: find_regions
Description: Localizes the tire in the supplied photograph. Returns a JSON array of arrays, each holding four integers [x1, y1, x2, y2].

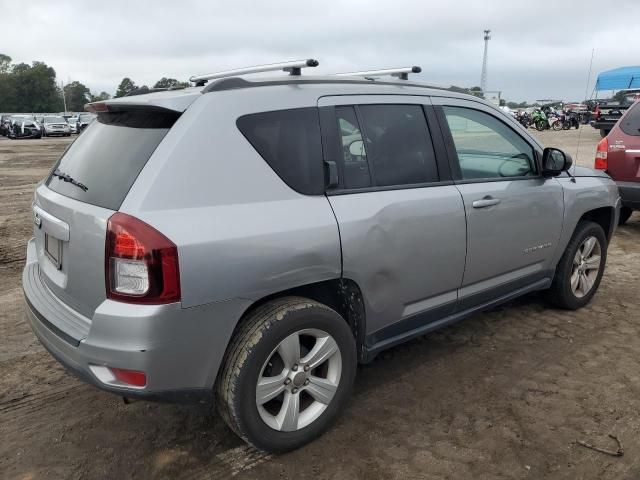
[[552, 121, 563, 131], [216, 296, 357, 453], [562, 122, 570, 130], [619, 207, 633, 226], [547, 221, 607, 310], [535, 121, 546, 131]]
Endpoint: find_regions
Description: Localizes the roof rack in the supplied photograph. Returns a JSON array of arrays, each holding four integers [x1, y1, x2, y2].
[[190, 59, 319, 86], [333, 66, 422, 80]]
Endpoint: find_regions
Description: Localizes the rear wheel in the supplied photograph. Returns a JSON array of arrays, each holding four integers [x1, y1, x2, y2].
[[535, 121, 546, 131], [619, 207, 633, 225], [548, 221, 607, 310], [216, 297, 357, 453], [552, 121, 563, 131]]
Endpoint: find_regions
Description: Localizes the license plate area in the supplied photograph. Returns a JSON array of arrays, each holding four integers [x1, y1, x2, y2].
[[45, 234, 62, 269]]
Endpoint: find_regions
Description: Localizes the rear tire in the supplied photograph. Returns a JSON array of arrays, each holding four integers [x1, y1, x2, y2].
[[547, 221, 607, 310], [535, 121, 546, 131], [216, 296, 356, 453], [619, 207, 633, 225]]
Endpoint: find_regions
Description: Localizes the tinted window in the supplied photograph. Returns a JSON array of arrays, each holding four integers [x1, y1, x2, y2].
[[237, 108, 323, 195], [443, 107, 536, 180], [620, 102, 640, 136], [46, 109, 179, 210], [336, 106, 372, 189], [357, 105, 439, 187]]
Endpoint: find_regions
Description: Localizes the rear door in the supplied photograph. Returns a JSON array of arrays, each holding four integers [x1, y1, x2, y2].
[[609, 101, 640, 182], [33, 107, 180, 318], [432, 98, 564, 308], [318, 95, 467, 344]]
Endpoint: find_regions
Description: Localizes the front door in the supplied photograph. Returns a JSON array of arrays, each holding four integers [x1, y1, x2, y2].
[[433, 100, 564, 308]]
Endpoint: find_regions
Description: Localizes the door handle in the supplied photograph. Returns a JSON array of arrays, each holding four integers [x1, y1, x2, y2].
[[472, 197, 501, 208]]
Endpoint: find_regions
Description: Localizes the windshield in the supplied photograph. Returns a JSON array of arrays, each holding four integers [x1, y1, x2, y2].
[[44, 116, 66, 123]]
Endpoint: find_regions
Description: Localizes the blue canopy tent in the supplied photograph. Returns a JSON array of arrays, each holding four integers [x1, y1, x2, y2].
[[595, 66, 640, 91]]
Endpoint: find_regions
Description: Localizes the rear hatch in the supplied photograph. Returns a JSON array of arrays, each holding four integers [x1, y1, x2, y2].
[[608, 101, 640, 182], [33, 106, 181, 319]]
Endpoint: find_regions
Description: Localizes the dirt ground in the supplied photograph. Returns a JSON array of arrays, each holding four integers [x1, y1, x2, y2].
[[0, 126, 639, 480]]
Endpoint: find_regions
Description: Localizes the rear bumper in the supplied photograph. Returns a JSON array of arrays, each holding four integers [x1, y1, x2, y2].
[[23, 239, 251, 402], [617, 181, 640, 209]]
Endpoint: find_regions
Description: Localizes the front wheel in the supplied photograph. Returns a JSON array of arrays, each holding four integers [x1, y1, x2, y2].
[[547, 221, 607, 310], [552, 121, 563, 131], [535, 121, 546, 131], [216, 297, 357, 453]]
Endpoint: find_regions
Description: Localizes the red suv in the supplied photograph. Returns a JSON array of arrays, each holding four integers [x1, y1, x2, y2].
[[595, 100, 640, 225]]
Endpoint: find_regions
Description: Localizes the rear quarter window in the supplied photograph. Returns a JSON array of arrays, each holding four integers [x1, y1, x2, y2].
[[620, 102, 640, 136], [46, 109, 179, 210], [236, 107, 324, 195]]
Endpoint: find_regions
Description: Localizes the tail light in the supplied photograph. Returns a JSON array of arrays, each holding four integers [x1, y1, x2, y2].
[[105, 212, 180, 304], [595, 137, 608, 170]]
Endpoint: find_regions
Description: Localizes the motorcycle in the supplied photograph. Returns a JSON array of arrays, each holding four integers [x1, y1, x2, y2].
[[531, 109, 548, 131], [517, 111, 532, 129], [562, 111, 580, 130]]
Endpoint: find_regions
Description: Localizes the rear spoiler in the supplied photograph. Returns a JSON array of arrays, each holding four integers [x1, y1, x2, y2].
[[85, 88, 201, 113]]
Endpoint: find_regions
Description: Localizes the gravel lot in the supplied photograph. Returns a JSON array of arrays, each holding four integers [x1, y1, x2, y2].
[[0, 126, 639, 479]]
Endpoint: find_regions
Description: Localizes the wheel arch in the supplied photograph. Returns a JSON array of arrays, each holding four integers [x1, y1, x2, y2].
[[578, 206, 615, 241], [234, 278, 368, 362]]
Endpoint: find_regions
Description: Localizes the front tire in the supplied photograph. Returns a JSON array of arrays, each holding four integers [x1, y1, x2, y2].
[[216, 297, 356, 453], [547, 221, 607, 310]]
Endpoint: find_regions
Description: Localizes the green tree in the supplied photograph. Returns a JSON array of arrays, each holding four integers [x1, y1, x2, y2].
[[63, 81, 91, 112], [12, 61, 62, 112], [90, 91, 111, 102], [153, 77, 189, 89], [469, 86, 484, 99], [114, 77, 137, 97]]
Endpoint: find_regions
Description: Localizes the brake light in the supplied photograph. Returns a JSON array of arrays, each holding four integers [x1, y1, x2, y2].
[[105, 212, 180, 304], [595, 137, 608, 170]]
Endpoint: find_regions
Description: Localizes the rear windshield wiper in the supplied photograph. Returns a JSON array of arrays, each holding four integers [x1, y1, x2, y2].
[[52, 169, 88, 192]]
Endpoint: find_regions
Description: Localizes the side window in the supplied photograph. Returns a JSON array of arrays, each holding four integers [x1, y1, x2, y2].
[[442, 106, 536, 180], [620, 101, 640, 136], [236, 107, 323, 195], [336, 106, 372, 189], [358, 105, 439, 187]]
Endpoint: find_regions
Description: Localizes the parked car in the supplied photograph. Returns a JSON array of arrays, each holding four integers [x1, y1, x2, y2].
[[23, 63, 621, 453], [41, 116, 71, 137], [76, 113, 96, 132], [66, 116, 79, 134], [595, 99, 640, 224], [8, 118, 42, 139]]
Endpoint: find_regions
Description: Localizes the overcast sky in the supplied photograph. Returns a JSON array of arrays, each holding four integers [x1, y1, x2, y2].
[[3, 0, 639, 102]]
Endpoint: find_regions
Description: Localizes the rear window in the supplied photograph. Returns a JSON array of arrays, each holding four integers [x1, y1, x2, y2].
[[236, 107, 324, 195], [620, 102, 640, 136], [46, 109, 179, 210]]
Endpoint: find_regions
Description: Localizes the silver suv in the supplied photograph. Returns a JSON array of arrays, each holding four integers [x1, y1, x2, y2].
[[23, 60, 621, 452]]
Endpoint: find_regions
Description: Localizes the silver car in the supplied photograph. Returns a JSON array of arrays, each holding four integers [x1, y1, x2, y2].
[[23, 60, 621, 452]]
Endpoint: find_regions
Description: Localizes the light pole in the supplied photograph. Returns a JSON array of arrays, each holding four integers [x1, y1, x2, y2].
[[60, 81, 67, 114], [481, 29, 491, 93]]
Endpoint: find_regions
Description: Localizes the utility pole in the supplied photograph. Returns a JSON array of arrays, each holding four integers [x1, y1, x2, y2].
[[60, 80, 67, 114], [481, 29, 491, 93]]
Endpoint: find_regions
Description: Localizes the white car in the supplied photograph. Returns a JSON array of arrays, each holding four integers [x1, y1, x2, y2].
[[42, 116, 71, 137], [66, 116, 79, 134]]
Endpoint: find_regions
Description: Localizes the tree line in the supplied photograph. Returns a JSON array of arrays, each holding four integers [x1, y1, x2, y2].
[[0, 53, 189, 113]]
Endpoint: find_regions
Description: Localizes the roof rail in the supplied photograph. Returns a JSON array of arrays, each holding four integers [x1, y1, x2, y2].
[[333, 66, 422, 80], [189, 59, 319, 86]]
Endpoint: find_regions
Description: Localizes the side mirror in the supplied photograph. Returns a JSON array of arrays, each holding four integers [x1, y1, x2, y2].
[[349, 140, 366, 157], [542, 147, 573, 176]]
